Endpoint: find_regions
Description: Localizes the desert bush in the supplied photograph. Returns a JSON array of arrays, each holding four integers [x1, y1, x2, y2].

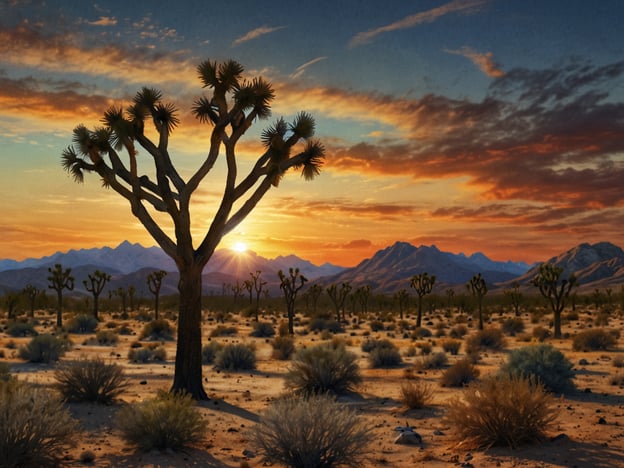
[[250, 321, 275, 338], [500, 344, 574, 394], [532, 326, 551, 342], [18, 333, 70, 363], [116, 323, 133, 335], [417, 342, 432, 355], [277, 320, 290, 337], [572, 329, 617, 352], [449, 324, 468, 338], [271, 335, 295, 360], [369, 320, 385, 332], [201, 341, 223, 364], [610, 373, 624, 386], [400, 380, 434, 409], [128, 345, 167, 363], [252, 394, 371, 468], [140, 319, 175, 341], [285, 343, 361, 396], [368, 346, 402, 368], [94, 330, 119, 345], [613, 355, 624, 368], [445, 374, 558, 448], [54, 358, 129, 404], [209, 324, 238, 337], [411, 327, 432, 339], [116, 391, 204, 452], [441, 338, 462, 355], [6, 321, 37, 337], [361, 338, 394, 353], [0, 379, 78, 467], [501, 317, 525, 336], [214, 343, 256, 371], [440, 358, 480, 387], [465, 327, 506, 354], [415, 351, 448, 370], [309, 317, 344, 334], [65, 314, 98, 334]]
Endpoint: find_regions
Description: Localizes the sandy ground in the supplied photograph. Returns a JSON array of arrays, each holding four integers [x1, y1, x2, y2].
[[2, 306, 624, 468]]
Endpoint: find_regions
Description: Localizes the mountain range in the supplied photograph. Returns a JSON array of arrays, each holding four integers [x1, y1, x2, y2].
[[0, 240, 622, 296]]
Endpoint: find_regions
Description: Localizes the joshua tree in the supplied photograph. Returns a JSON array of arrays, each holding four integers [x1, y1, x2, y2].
[[22, 284, 41, 317], [147, 270, 167, 320], [278, 268, 307, 335], [47, 263, 74, 327], [249, 270, 267, 321], [306, 283, 323, 315], [467, 273, 488, 330], [354, 285, 371, 314], [61, 59, 324, 398], [504, 281, 522, 317], [326, 282, 352, 321], [128, 285, 136, 311], [114, 287, 128, 313], [4, 292, 20, 320], [531, 263, 577, 338], [445, 288, 455, 314], [243, 279, 254, 304], [410, 272, 436, 328], [83, 270, 111, 320], [231, 280, 244, 306], [394, 288, 410, 320]]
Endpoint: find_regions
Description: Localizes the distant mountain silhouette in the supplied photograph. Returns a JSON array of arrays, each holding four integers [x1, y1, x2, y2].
[[314, 241, 531, 293], [506, 241, 624, 291]]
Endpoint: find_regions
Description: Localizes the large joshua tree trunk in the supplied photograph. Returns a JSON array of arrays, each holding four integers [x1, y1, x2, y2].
[[172, 262, 208, 399]]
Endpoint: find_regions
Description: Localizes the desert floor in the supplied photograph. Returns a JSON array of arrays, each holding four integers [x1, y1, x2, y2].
[[2, 305, 624, 468]]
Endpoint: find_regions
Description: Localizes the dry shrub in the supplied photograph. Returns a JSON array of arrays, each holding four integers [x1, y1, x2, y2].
[[117, 391, 204, 452], [18, 333, 70, 363], [54, 358, 129, 404], [250, 321, 275, 337], [532, 326, 552, 342], [271, 335, 295, 360], [201, 341, 223, 364], [209, 324, 238, 337], [415, 351, 448, 370], [285, 343, 361, 396], [6, 321, 37, 337], [572, 328, 617, 352], [445, 374, 558, 448], [128, 344, 167, 363], [252, 394, 371, 468], [465, 327, 506, 354], [610, 373, 624, 386], [65, 314, 98, 334], [93, 330, 119, 345], [501, 317, 525, 336], [214, 343, 256, 371], [368, 346, 402, 368], [400, 380, 433, 409], [440, 358, 480, 387], [140, 319, 175, 341], [441, 338, 461, 355], [449, 324, 468, 338], [0, 379, 78, 467]]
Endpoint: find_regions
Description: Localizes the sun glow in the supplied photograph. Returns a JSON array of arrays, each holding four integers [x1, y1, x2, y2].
[[232, 241, 248, 253]]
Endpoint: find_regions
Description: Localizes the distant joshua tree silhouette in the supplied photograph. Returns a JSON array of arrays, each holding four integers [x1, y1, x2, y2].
[[147, 270, 167, 320], [467, 273, 487, 330], [279, 268, 307, 334], [531, 263, 577, 338], [410, 272, 436, 328], [47, 263, 74, 327], [22, 284, 41, 317], [61, 59, 324, 398], [83, 270, 111, 320], [326, 282, 352, 321]]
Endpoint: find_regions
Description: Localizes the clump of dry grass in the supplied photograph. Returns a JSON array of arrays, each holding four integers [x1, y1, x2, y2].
[[465, 327, 506, 354], [440, 338, 461, 355], [440, 358, 480, 387], [572, 329, 617, 352], [399, 380, 434, 409], [445, 374, 558, 448], [54, 357, 129, 404]]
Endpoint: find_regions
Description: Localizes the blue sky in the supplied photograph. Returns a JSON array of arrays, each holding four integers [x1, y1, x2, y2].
[[1, 0, 623, 266]]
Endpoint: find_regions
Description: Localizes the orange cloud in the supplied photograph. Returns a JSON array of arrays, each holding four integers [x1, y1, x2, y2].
[[445, 46, 505, 77]]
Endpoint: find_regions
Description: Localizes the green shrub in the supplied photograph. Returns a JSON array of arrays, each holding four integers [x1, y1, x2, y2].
[[65, 314, 98, 334], [214, 343, 256, 371], [400, 380, 433, 409], [572, 329, 617, 352], [368, 346, 402, 368], [416, 351, 448, 370], [285, 343, 361, 396], [441, 338, 462, 355], [6, 321, 37, 337], [465, 327, 506, 354], [201, 341, 223, 364], [501, 317, 525, 336], [140, 319, 175, 341], [116, 391, 204, 451], [252, 394, 371, 468], [271, 335, 295, 360], [54, 358, 129, 404], [445, 375, 557, 448], [0, 379, 77, 467], [250, 321, 275, 338], [18, 334, 70, 363], [440, 358, 480, 387], [500, 344, 574, 394]]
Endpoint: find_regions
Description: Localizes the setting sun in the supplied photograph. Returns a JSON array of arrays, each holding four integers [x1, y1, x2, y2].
[[232, 241, 248, 253]]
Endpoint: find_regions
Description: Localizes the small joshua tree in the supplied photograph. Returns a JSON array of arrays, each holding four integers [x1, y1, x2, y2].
[[146, 270, 167, 320], [326, 282, 352, 321], [47, 263, 74, 327], [410, 272, 436, 327], [249, 270, 267, 321], [279, 268, 307, 335], [394, 288, 410, 320], [83, 270, 111, 320], [22, 284, 41, 317], [531, 263, 577, 339], [467, 273, 487, 330]]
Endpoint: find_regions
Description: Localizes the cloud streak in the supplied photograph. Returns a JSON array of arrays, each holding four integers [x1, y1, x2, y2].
[[232, 25, 287, 46], [290, 56, 328, 79], [349, 0, 489, 48], [445, 46, 505, 77]]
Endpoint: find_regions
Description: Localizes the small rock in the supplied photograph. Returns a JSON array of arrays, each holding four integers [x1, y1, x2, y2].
[[394, 430, 422, 445], [433, 429, 444, 436], [242, 449, 256, 458], [579, 358, 589, 365], [139, 380, 147, 385], [584, 388, 592, 394], [598, 417, 607, 425], [550, 433, 569, 442]]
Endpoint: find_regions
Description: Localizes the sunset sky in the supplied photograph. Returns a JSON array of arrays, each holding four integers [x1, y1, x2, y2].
[[1, 0, 623, 267]]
